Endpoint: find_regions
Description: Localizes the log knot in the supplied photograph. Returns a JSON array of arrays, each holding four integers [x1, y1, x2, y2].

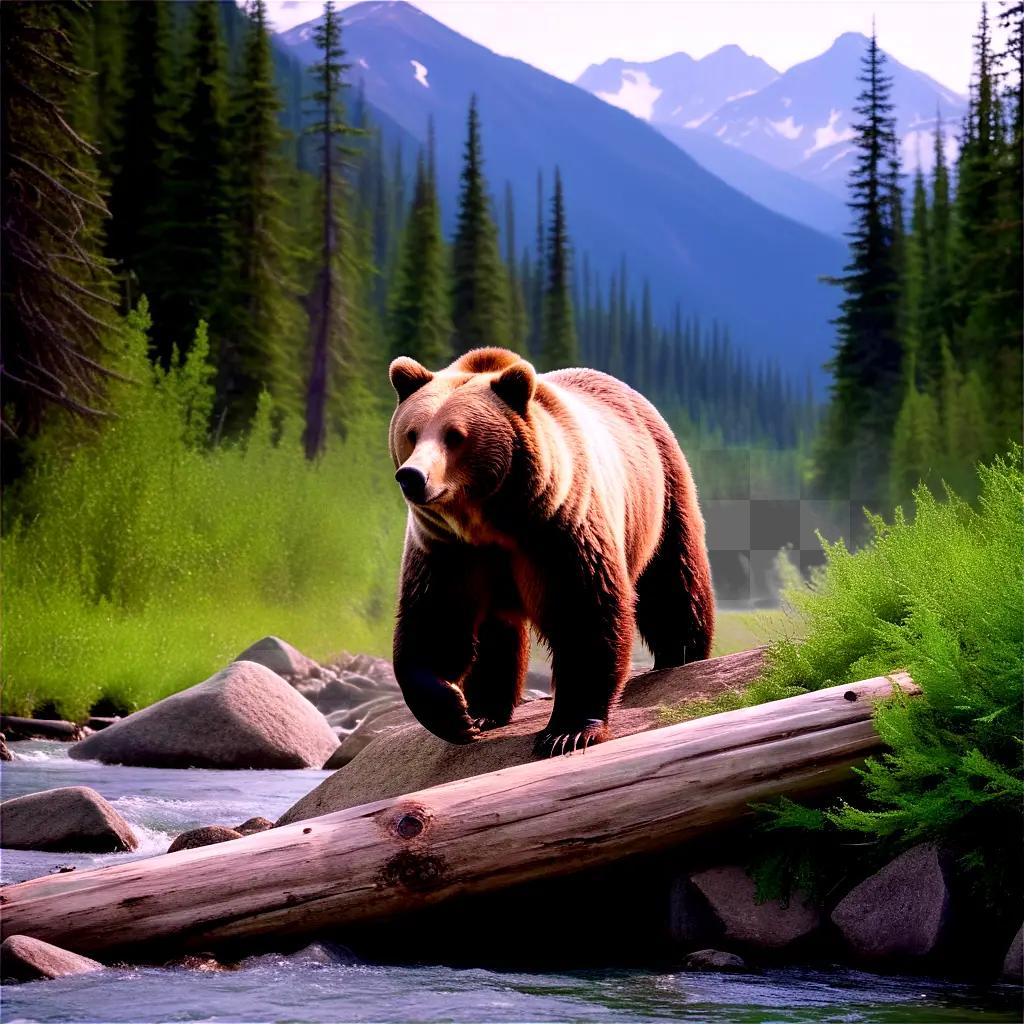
[[379, 802, 432, 842]]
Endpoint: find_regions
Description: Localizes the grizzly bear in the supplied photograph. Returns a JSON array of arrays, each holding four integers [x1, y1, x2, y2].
[[388, 347, 714, 756]]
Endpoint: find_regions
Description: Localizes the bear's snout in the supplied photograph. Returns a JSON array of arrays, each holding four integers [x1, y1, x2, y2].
[[395, 465, 428, 504]]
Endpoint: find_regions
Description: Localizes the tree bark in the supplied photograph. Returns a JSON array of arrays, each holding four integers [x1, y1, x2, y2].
[[0, 673, 917, 958]]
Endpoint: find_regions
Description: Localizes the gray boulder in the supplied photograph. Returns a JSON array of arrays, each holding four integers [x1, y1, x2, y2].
[[831, 843, 951, 960], [684, 948, 747, 972], [1002, 924, 1022, 982], [69, 661, 339, 769], [322, 703, 415, 770], [687, 865, 821, 950], [1, 935, 104, 982], [234, 636, 320, 679], [1, 786, 138, 853], [235, 816, 274, 836], [167, 825, 244, 853]]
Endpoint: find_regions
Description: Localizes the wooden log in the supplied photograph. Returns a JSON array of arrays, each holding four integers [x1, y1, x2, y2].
[[0, 673, 917, 957]]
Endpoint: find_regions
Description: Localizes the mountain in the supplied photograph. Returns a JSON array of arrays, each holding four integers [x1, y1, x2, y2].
[[277, 1, 843, 383], [694, 32, 966, 196], [655, 122, 848, 236], [575, 46, 778, 128]]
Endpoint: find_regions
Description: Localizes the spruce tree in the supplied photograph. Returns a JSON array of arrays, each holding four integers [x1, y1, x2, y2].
[[450, 96, 510, 353], [149, 0, 233, 366], [389, 152, 451, 367], [539, 169, 578, 370], [1, 1, 116, 446], [926, 115, 952, 347], [219, 0, 304, 433], [889, 377, 941, 503], [108, 0, 174, 309], [304, 0, 357, 458], [816, 30, 904, 500], [904, 168, 933, 385], [528, 170, 544, 357], [504, 182, 529, 353]]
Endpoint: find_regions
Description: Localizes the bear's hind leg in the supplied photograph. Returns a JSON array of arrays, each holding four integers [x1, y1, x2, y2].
[[635, 496, 715, 669], [462, 616, 529, 731]]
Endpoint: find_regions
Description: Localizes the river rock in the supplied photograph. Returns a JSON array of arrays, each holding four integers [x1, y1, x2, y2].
[[831, 843, 951, 960], [1, 935, 104, 982], [234, 636, 321, 679], [687, 865, 820, 950], [280, 648, 766, 824], [68, 661, 339, 769], [1, 786, 138, 853], [236, 816, 274, 836], [0, 735, 10, 761], [684, 948, 747, 972], [322, 704, 415, 770], [313, 676, 376, 714], [1001, 924, 1022, 982], [168, 825, 244, 853]]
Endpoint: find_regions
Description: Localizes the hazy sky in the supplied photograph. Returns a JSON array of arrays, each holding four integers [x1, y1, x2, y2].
[[263, 1, 988, 94]]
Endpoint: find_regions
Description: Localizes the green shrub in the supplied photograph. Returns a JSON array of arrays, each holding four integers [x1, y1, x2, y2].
[[2, 306, 407, 719], [667, 450, 1023, 908]]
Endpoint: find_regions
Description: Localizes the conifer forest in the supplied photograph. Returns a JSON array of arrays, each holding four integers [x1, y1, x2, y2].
[[0, 0, 1020, 718]]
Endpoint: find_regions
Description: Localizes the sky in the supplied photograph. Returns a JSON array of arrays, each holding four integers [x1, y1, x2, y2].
[[262, 0, 988, 95]]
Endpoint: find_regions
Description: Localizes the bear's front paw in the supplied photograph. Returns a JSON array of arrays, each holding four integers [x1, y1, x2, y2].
[[533, 719, 608, 758], [399, 668, 480, 745]]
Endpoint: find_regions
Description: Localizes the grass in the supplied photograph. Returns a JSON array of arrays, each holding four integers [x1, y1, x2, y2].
[[2, 310, 407, 720]]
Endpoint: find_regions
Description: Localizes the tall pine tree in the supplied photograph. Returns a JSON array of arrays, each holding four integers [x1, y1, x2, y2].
[[389, 150, 451, 367], [149, 0, 233, 366], [539, 168, 578, 370], [450, 96, 509, 353], [303, 0, 357, 458], [816, 30, 904, 500]]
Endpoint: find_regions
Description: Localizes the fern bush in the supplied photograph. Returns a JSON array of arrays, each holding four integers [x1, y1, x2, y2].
[[2, 306, 407, 719], [691, 450, 1022, 911]]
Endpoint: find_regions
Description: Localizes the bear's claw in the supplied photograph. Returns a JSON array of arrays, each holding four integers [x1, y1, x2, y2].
[[533, 719, 607, 758]]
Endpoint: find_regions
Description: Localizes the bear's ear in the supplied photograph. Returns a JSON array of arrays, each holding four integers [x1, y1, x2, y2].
[[491, 360, 536, 415], [389, 357, 434, 402]]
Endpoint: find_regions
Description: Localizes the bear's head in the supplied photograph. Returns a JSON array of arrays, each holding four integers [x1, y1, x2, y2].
[[388, 348, 537, 511]]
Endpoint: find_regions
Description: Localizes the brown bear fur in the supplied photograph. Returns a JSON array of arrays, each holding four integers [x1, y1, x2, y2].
[[388, 347, 714, 755]]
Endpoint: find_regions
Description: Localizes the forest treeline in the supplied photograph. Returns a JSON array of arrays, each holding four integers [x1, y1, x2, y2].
[[1, 0, 816, 469], [816, 3, 1022, 504]]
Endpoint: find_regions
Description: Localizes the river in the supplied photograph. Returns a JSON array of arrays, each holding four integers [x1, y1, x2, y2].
[[2, 742, 1019, 1024]]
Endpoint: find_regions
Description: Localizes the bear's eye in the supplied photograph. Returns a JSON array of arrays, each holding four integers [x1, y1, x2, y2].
[[444, 428, 466, 448], [406, 429, 418, 445]]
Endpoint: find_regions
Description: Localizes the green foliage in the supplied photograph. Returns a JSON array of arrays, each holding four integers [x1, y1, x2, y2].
[[147, 0, 234, 365], [389, 153, 452, 367], [816, 31, 904, 501], [451, 96, 511, 353], [888, 380, 941, 503], [1, 306, 406, 720], [757, 451, 1023, 906], [539, 168, 578, 370], [219, 0, 306, 434]]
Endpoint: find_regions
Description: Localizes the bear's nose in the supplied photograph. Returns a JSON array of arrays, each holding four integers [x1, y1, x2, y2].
[[395, 466, 428, 503]]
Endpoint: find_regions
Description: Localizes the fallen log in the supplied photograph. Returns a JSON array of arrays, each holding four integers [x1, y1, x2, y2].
[[0, 672, 917, 957]]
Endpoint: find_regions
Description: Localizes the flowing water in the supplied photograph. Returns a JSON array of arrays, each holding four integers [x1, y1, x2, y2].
[[2, 743, 1020, 1024]]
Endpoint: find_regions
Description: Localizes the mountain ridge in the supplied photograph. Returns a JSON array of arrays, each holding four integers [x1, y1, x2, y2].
[[277, 0, 844, 385]]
